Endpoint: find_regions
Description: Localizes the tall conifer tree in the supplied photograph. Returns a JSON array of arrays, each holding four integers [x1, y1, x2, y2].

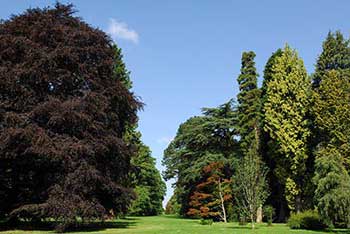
[[311, 32, 350, 226], [263, 45, 311, 213], [237, 51, 261, 150]]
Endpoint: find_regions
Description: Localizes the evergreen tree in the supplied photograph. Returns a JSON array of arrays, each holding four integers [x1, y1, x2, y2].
[[263, 45, 311, 213], [313, 146, 350, 228], [312, 31, 350, 88], [237, 51, 261, 150], [129, 144, 166, 216], [162, 101, 238, 216], [260, 49, 289, 221]]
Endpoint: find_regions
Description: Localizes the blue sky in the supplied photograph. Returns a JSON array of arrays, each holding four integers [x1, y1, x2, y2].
[[1, 0, 350, 206]]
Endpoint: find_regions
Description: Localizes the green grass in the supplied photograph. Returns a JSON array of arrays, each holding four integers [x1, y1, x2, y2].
[[1, 215, 350, 234]]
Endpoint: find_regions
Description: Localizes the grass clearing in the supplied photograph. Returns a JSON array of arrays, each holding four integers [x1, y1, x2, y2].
[[1, 215, 350, 234]]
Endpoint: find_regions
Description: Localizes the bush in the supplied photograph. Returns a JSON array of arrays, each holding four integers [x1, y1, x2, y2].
[[287, 210, 326, 230], [263, 205, 275, 226], [199, 219, 213, 225]]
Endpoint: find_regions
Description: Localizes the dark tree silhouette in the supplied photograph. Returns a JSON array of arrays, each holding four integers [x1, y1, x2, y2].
[[0, 3, 141, 230]]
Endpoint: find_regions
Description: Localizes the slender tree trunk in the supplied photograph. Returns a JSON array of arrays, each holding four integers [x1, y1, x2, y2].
[[295, 195, 302, 213], [251, 213, 255, 229], [218, 179, 227, 223]]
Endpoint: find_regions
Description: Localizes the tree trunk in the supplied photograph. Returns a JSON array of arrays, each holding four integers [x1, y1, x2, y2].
[[295, 195, 302, 213], [251, 213, 255, 229], [218, 179, 227, 223], [256, 205, 263, 223]]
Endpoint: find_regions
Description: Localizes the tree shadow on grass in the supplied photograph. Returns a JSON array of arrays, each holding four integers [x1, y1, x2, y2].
[[0, 220, 137, 232]]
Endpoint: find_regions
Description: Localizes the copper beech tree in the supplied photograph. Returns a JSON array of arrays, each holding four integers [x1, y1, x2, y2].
[[0, 3, 141, 230]]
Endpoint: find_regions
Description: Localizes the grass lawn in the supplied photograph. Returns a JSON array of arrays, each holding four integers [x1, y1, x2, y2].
[[1, 215, 350, 234]]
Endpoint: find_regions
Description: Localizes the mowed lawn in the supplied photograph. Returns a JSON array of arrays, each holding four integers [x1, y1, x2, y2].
[[1, 215, 350, 234]]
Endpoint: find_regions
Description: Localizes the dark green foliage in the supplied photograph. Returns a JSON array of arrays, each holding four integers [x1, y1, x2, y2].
[[129, 144, 166, 216], [287, 210, 326, 230], [237, 51, 261, 150], [263, 205, 275, 226], [312, 31, 350, 88], [313, 147, 350, 228], [162, 100, 238, 217], [234, 51, 269, 229], [312, 32, 350, 227], [199, 219, 213, 225], [0, 3, 141, 229]]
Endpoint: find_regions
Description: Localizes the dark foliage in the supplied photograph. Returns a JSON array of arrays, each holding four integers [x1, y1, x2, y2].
[[0, 3, 141, 229]]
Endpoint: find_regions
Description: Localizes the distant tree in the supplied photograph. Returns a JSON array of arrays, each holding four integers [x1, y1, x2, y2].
[[129, 144, 166, 216], [162, 101, 239, 217], [263, 45, 311, 213], [0, 3, 141, 231], [165, 194, 181, 215], [113, 45, 166, 217], [187, 162, 231, 222]]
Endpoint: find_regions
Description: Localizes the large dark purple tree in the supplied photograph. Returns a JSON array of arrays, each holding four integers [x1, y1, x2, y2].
[[0, 3, 141, 229]]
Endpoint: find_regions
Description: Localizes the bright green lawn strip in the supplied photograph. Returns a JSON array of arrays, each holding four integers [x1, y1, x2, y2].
[[1, 215, 349, 234]]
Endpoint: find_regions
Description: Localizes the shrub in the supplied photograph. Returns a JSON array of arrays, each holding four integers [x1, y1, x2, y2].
[[288, 210, 326, 230], [199, 219, 213, 225], [263, 205, 275, 226]]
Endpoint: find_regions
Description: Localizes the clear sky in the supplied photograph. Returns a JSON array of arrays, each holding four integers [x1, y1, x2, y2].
[[1, 0, 350, 206]]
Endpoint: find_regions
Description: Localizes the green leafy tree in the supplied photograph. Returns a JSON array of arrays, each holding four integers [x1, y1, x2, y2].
[[162, 101, 238, 217], [313, 146, 350, 228], [129, 144, 166, 216], [232, 143, 269, 229], [263, 45, 311, 213], [260, 49, 289, 221], [165, 194, 181, 215], [112, 46, 166, 216]]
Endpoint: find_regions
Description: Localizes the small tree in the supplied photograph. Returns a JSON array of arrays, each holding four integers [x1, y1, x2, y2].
[[313, 146, 350, 228], [187, 162, 232, 222], [233, 144, 269, 229]]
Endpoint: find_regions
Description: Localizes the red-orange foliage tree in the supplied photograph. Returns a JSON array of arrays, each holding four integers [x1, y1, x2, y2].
[[187, 162, 232, 222], [0, 3, 141, 229]]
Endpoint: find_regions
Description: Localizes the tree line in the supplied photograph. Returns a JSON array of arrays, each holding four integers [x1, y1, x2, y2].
[[0, 4, 165, 232], [163, 31, 350, 229]]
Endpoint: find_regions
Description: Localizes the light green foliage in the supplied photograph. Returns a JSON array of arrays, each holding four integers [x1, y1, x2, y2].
[[288, 210, 325, 230], [232, 144, 269, 229], [3, 215, 346, 234], [313, 70, 350, 167], [263, 45, 311, 212]]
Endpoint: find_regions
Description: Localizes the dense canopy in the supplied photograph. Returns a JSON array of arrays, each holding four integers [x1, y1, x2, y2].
[[0, 3, 141, 228]]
